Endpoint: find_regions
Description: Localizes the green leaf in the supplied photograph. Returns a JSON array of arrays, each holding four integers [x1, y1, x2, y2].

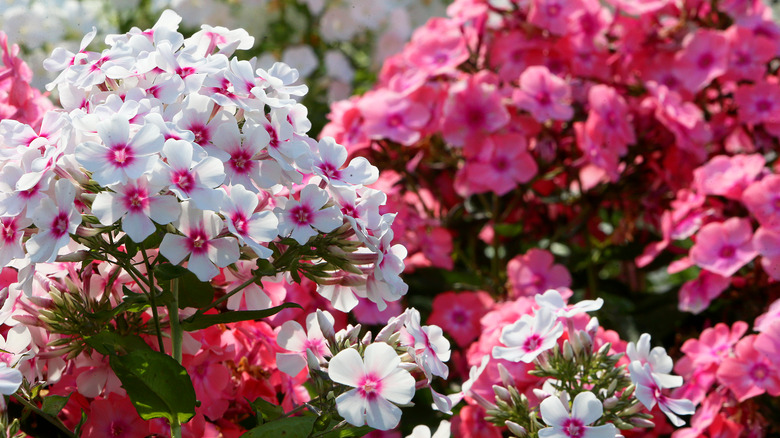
[[319, 426, 373, 438], [154, 263, 190, 281], [41, 394, 70, 417], [249, 397, 284, 423], [176, 271, 215, 309], [240, 416, 316, 438], [253, 259, 277, 278], [180, 303, 302, 331], [109, 349, 196, 424], [84, 331, 151, 356]]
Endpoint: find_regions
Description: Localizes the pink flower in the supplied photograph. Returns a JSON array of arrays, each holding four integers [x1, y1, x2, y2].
[[716, 335, 780, 402], [454, 133, 538, 197], [358, 89, 430, 146], [753, 227, 780, 280], [507, 248, 572, 298], [492, 308, 563, 363], [679, 321, 748, 371], [584, 84, 635, 154], [754, 320, 780, 363], [405, 17, 469, 77], [80, 394, 151, 438], [724, 25, 778, 82], [328, 343, 415, 430], [734, 80, 780, 126], [428, 291, 493, 348], [677, 270, 731, 314], [692, 154, 764, 200], [528, 0, 578, 36], [513, 66, 573, 122], [440, 72, 510, 149], [673, 29, 729, 93], [689, 217, 757, 277], [742, 175, 780, 230]]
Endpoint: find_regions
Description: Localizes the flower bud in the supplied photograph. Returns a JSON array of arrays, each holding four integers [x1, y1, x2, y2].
[[631, 418, 656, 428], [569, 330, 583, 355], [505, 420, 527, 437], [316, 309, 336, 345], [603, 396, 619, 409], [306, 348, 321, 372], [493, 385, 511, 403], [578, 330, 593, 354], [562, 340, 574, 361], [361, 331, 372, 345]]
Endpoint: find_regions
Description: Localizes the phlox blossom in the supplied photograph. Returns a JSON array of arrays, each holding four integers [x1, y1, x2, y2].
[[276, 185, 343, 245], [689, 217, 757, 277], [629, 362, 695, 427], [276, 311, 334, 376], [514, 66, 573, 122], [535, 289, 603, 319], [507, 248, 572, 297], [716, 334, 780, 402], [403, 308, 451, 380], [492, 308, 563, 363], [328, 342, 415, 430], [626, 333, 682, 389], [159, 201, 239, 281], [26, 179, 81, 263], [75, 115, 164, 187], [538, 391, 616, 438], [220, 184, 278, 258], [742, 175, 780, 231]]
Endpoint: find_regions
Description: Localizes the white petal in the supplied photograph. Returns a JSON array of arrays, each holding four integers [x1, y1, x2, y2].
[[539, 395, 569, 427], [0, 365, 22, 395], [364, 342, 400, 380], [378, 368, 415, 405], [365, 396, 401, 431], [123, 211, 156, 243], [277, 321, 308, 352], [160, 234, 190, 265], [92, 192, 127, 225], [130, 123, 164, 155], [311, 206, 343, 233], [328, 348, 365, 387], [276, 352, 307, 377], [571, 391, 603, 426], [187, 252, 219, 282], [149, 195, 181, 225], [208, 237, 239, 267], [583, 424, 618, 438], [335, 389, 367, 427], [98, 116, 129, 147]]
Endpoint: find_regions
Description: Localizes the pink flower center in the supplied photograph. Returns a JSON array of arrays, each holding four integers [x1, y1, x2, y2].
[[122, 186, 149, 212], [1, 220, 17, 244], [318, 162, 342, 180], [357, 374, 383, 400], [231, 212, 249, 235], [536, 91, 552, 106], [266, 125, 280, 149], [50, 212, 70, 238], [522, 334, 543, 352], [562, 418, 585, 438], [290, 205, 312, 226], [387, 114, 403, 128], [187, 228, 210, 255], [451, 309, 468, 326], [547, 4, 561, 16], [109, 144, 134, 167], [189, 124, 209, 146], [751, 363, 769, 382], [719, 245, 736, 259], [172, 170, 195, 194], [176, 66, 196, 77], [756, 100, 772, 113], [466, 108, 485, 128], [697, 53, 714, 70], [230, 149, 254, 173]]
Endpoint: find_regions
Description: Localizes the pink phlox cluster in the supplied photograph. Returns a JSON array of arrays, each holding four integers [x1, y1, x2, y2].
[[0, 32, 54, 129], [506, 248, 572, 298]]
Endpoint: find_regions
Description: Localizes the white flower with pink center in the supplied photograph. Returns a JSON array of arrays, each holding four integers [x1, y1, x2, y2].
[[276, 310, 335, 376], [221, 184, 278, 258], [328, 342, 415, 431], [159, 201, 239, 281], [403, 308, 451, 380], [0, 149, 53, 218], [91, 177, 181, 243], [75, 115, 163, 187], [311, 137, 379, 187], [628, 362, 695, 427], [276, 185, 343, 245], [215, 121, 282, 191], [0, 216, 32, 267], [152, 138, 225, 211], [26, 179, 82, 263], [535, 289, 603, 318], [492, 308, 563, 363], [538, 391, 616, 438]]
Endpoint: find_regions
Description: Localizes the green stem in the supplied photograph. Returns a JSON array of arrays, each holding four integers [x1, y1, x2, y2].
[[168, 278, 183, 364], [140, 243, 165, 354], [170, 417, 182, 438], [11, 395, 76, 438]]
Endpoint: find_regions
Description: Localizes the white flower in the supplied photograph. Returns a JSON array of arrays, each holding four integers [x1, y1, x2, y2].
[[626, 333, 682, 389], [276, 185, 342, 245], [492, 308, 563, 363], [0, 363, 23, 396], [538, 391, 616, 438], [628, 362, 695, 427], [535, 289, 603, 318], [328, 342, 415, 430], [406, 420, 451, 438]]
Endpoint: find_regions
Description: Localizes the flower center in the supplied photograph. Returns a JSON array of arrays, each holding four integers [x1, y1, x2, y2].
[[751, 363, 769, 382], [522, 334, 543, 352], [290, 205, 312, 226], [357, 374, 382, 399], [719, 245, 736, 259], [562, 418, 585, 438], [173, 170, 195, 193], [697, 53, 714, 69], [109, 144, 133, 167], [51, 212, 70, 238]]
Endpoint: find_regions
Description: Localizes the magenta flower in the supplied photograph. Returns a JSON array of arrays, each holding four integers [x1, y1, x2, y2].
[[455, 133, 538, 197], [75, 115, 164, 187], [538, 391, 617, 438], [692, 154, 764, 200], [734, 81, 780, 126], [328, 343, 415, 430], [492, 308, 563, 363], [689, 218, 757, 277], [678, 270, 731, 314], [159, 201, 240, 281], [513, 66, 573, 122], [440, 72, 510, 149], [754, 227, 780, 280], [673, 29, 728, 93]]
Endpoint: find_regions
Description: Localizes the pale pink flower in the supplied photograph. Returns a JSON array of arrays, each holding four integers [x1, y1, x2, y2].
[[692, 154, 764, 200], [358, 89, 430, 146], [492, 308, 563, 363], [223, 261, 272, 311], [328, 342, 415, 430], [159, 201, 239, 281], [753, 227, 780, 280], [276, 311, 334, 376], [742, 175, 780, 231], [673, 29, 729, 93], [507, 248, 572, 297], [538, 391, 617, 438], [678, 270, 731, 314], [689, 218, 757, 277]]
